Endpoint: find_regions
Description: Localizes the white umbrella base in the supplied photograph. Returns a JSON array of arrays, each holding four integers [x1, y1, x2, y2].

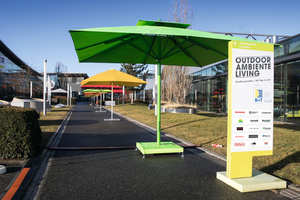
[[0, 165, 6, 174], [104, 118, 121, 121]]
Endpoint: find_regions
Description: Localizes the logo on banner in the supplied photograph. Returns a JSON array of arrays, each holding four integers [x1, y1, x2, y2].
[[238, 119, 243, 123], [234, 142, 245, 146], [254, 88, 263, 103], [262, 119, 271, 122], [249, 135, 258, 138], [50, 80, 55, 89], [261, 111, 272, 114], [235, 111, 245, 114], [249, 127, 259, 130], [262, 135, 271, 137], [234, 135, 244, 138], [251, 142, 256, 146]]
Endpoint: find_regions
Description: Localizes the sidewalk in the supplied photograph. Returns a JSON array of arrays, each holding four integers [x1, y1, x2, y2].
[[0, 160, 25, 197], [1, 102, 296, 199]]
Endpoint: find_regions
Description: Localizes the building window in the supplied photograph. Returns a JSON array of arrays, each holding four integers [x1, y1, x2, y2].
[[287, 36, 300, 56], [275, 42, 285, 59]]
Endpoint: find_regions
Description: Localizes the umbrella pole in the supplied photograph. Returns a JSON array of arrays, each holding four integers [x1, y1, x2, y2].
[[157, 35, 162, 146], [123, 86, 125, 106], [100, 92, 102, 112], [111, 83, 114, 119], [157, 60, 161, 146]]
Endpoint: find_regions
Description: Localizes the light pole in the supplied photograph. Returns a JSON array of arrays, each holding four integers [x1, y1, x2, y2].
[[43, 60, 47, 115]]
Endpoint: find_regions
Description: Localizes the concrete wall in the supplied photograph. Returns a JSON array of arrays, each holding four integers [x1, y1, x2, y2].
[[12, 97, 51, 112]]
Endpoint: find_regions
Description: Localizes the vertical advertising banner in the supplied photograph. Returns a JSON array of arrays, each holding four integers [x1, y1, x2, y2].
[[229, 41, 274, 153]]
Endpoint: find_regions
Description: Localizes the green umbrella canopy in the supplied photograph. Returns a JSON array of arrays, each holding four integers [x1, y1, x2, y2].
[[83, 89, 100, 93], [99, 89, 112, 93], [83, 89, 111, 93], [69, 20, 276, 67]]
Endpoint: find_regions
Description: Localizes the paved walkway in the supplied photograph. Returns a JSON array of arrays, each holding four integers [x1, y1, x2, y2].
[[22, 102, 287, 199]]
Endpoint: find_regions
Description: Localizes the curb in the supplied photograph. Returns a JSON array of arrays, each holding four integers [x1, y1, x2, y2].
[[0, 106, 74, 200]]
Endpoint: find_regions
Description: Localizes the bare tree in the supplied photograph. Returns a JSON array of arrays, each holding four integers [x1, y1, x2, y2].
[[162, 0, 193, 105], [162, 65, 175, 103], [169, 0, 194, 27], [8, 70, 26, 97], [8, 65, 36, 97], [54, 62, 68, 89]]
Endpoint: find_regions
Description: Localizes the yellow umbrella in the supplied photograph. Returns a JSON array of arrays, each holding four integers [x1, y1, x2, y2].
[[81, 68, 148, 86], [81, 69, 148, 121]]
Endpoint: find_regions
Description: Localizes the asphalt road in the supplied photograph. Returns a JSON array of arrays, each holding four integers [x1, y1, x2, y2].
[[25, 102, 287, 200]]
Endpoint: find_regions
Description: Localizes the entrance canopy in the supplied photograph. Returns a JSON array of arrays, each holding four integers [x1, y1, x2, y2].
[[51, 88, 68, 93]]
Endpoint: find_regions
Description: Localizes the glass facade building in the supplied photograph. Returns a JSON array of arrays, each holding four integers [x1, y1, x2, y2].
[[47, 72, 89, 97], [189, 33, 300, 123], [0, 40, 43, 101], [274, 33, 300, 123], [188, 60, 228, 113], [0, 40, 89, 101]]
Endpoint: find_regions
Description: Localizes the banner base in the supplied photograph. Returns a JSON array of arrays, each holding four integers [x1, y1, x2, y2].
[[217, 169, 286, 193]]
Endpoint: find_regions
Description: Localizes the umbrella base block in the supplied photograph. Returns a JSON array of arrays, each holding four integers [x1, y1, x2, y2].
[[136, 142, 184, 158], [104, 118, 121, 121], [216, 170, 286, 193]]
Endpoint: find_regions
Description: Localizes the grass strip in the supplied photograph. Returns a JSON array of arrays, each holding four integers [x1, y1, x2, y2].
[[112, 102, 300, 185], [39, 106, 72, 147]]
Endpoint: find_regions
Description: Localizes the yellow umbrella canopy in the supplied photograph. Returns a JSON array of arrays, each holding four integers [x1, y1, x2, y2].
[[81, 68, 148, 121], [81, 68, 148, 86]]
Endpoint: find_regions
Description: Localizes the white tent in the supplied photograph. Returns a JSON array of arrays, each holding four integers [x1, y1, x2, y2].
[[51, 88, 68, 93]]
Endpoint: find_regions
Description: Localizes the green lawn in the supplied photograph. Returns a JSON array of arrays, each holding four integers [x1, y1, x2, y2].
[[39, 106, 72, 147], [111, 102, 300, 185]]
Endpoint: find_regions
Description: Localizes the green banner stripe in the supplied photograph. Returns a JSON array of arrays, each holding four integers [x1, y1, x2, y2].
[[231, 40, 274, 52]]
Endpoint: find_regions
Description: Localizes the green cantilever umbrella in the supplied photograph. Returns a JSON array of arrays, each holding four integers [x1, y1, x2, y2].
[[83, 89, 100, 106], [96, 89, 111, 113], [69, 19, 272, 157], [83, 89, 111, 112]]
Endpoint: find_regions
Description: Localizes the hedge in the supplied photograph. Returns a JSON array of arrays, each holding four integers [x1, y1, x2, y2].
[[0, 105, 42, 159]]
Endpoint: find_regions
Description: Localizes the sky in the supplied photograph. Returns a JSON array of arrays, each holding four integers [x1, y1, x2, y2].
[[1, 0, 299, 77]]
